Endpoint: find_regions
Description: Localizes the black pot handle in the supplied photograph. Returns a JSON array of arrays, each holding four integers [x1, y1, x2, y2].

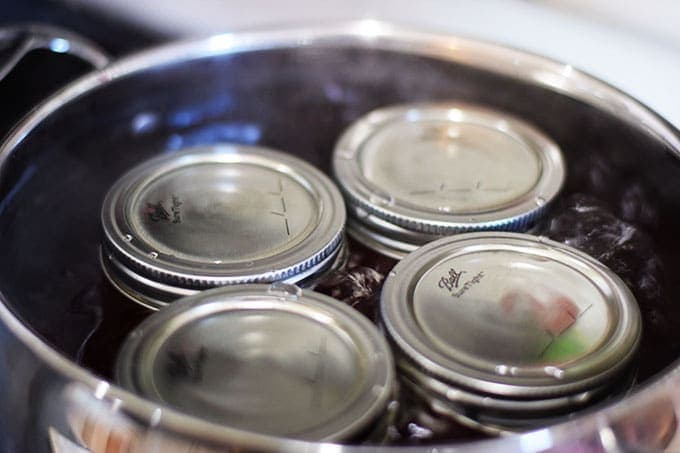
[[0, 23, 111, 81]]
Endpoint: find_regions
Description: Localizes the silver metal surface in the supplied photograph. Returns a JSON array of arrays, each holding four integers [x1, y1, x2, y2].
[[0, 21, 677, 452], [381, 232, 641, 399], [100, 240, 346, 309], [398, 358, 610, 414], [0, 24, 110, 82], [334, 102, 565, 237], [347, 217, 424, 260], [115, 283, 394, 441], [346, 204, 440, 259], [399, 370, 601, 436], [101, 145, 345, 307], [398, 356, 638, 434]]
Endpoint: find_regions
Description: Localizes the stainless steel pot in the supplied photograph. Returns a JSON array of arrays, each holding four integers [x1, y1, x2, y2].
[[0, 21, 678, 452]]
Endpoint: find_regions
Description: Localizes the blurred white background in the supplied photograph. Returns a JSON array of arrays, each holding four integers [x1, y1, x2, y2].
[[69, 0, 680, 127]]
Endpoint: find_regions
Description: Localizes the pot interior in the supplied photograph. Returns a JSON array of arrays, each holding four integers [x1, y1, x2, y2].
[[0, 42, 679, 444]]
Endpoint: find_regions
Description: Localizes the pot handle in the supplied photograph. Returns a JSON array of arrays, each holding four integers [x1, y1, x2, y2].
[[0, 23, 111, 82]]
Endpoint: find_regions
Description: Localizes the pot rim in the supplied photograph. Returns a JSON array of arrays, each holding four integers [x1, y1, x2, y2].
[[0, 19, 678, 451]]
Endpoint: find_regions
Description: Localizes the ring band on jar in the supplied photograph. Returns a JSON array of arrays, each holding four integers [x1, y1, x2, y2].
[[101, 144, 346, 309]]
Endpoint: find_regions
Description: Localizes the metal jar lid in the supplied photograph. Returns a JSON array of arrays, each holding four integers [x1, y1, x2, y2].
[[115, 283, 394, 441], [333, 102, 565, 258], [380, 232, 641, 400], [101, 144, 346, 308]]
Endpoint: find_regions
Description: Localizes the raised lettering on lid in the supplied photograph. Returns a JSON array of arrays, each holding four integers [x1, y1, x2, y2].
[[380, 232, 641, 432]]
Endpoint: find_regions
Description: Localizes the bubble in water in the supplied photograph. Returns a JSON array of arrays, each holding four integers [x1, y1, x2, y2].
[[150, 407, 162, 427], [268, 281, 301, 300], [495, 365, 510, 375], [338, 148, 355, 159], [131, 112, 159, 134], [355, 206, 369, 219], [544, 366, 565, 379], [369, 191, 393, 206]]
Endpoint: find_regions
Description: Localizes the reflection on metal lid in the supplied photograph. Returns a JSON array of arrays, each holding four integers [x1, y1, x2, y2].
[[333, 102, 565, 259], [101, 144, 346, 309], [380, 232, 641, 431], [115, 284, 394, 441]]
